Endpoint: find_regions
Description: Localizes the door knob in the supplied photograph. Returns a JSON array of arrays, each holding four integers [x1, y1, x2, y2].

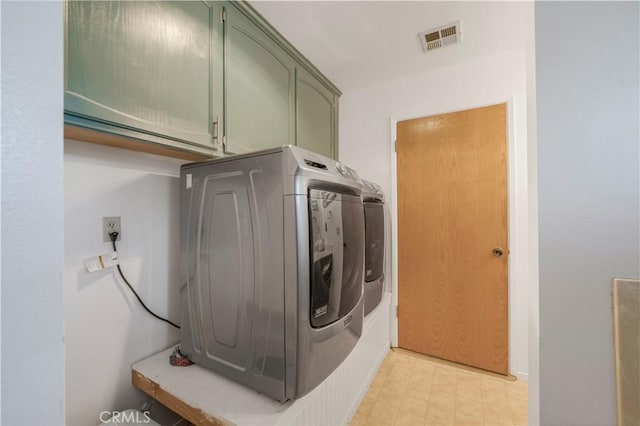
[[492, 247, 504, 257]]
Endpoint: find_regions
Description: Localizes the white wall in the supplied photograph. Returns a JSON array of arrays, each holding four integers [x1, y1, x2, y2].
[[64, 140, 185, 425], [339, 46, 535, 382], [536, 2, 639, 425], [1, 2, 66, 424], [524, 8, 540, 423]]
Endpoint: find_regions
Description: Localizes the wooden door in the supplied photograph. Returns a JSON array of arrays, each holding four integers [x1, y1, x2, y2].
[[224, 4, 296, 154], [397, 104, 509, 374]]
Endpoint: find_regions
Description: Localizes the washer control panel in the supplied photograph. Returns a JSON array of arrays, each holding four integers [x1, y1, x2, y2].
[[335, 162, 348, 176]]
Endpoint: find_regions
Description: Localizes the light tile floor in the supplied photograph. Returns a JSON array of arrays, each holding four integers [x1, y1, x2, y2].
[[349, 349, 528, 426]]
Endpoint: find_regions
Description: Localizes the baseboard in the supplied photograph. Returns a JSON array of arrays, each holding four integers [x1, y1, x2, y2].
[[513, 371, 528, 382]]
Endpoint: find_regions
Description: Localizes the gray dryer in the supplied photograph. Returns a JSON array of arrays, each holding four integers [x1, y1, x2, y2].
[[179, 146, 365, 401], [362, 180, 386, 316]]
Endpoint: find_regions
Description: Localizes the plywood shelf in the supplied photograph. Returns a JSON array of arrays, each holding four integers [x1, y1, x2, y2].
[[131, 348, 292, 426], [131, 295, 392, 426]]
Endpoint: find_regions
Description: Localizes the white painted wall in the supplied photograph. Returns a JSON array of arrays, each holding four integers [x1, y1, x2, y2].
[[1, 2, 65, 424], [339, 47, 534, 382], [524, 9, 540, 424], [64, 140, 185, 425], [536, 2, 639, 425]]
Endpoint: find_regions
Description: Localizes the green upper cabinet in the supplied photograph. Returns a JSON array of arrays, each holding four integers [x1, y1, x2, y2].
[[223, 4, 295, 155], [65, 1, 223, 153], [296, 67, 338, 159], [64, 1, 340, 159]]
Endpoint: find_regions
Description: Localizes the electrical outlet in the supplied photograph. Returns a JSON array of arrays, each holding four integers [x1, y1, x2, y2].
[[103, 216, 121, 242]]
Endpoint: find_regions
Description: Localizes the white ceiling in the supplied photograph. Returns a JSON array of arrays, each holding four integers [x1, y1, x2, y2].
[[251, 1, 533, 92]]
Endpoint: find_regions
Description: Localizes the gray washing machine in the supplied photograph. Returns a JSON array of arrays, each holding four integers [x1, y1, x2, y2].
[[179, 146, 365, 401], [362, 180, 385, 316]]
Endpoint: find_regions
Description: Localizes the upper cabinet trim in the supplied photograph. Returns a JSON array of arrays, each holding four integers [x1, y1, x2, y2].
[[298, 77, 335, 105], [234, 1, 342, 96], [227, 23, 296, 72]]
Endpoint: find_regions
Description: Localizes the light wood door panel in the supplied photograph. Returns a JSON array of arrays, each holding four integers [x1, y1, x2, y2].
[[397, 104, 508, 374]]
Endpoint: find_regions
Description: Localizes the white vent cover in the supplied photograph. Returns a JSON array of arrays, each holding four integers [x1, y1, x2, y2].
[[419, 21, 461, 52]]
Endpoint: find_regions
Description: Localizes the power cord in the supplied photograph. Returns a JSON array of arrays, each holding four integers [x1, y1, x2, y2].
[[109, 231, 180, 329]]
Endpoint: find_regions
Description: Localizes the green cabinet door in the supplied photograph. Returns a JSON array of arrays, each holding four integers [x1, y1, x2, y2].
[[223, 4, 296, 154], [65, 1, 223, 151], [296, 67, 338, 159]]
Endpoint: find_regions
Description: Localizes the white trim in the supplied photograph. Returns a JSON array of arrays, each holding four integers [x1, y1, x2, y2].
[[388, 98, 524, 377], [514, 371, 529, 382], [389, 117, 399, 347], [506, 98, 516, 377]]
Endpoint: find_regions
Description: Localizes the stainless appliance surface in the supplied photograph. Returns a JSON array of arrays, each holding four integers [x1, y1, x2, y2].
[[362, 180, 385, 316], [180, 145, 365, 401]]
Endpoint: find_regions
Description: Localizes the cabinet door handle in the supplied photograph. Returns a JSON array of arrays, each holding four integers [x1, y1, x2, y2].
[[212, 115, 221, 149]]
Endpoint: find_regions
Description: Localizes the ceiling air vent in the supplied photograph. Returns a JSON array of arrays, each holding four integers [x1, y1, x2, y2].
[[419, 21, 461, 52]]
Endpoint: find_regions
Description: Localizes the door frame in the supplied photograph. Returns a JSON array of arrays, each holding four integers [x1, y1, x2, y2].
[[389, 97, 528, 379]]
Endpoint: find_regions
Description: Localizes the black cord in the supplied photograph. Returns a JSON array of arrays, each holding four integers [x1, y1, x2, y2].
[[110, 232, 180, 329]]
